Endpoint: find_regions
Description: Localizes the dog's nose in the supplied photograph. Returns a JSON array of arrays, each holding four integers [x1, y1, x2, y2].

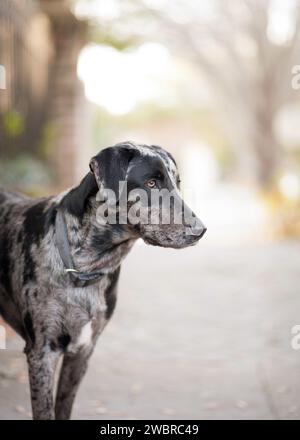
[[191, 225, 206, 237], [187, 218, 207, 240], [198, 226, 207, 238]]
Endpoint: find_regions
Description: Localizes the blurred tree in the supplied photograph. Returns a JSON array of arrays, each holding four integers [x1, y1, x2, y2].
[[75, 0, 300, 186], [0, 0, 88, 190]]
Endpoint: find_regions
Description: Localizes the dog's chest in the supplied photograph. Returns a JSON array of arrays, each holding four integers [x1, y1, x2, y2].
[[67, 320, 94, 353], [57, 279, 110, 353]]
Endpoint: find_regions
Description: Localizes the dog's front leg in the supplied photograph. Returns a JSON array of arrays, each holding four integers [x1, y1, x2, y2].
[[26, 348, 60, 420], [55, 347, 93, 420]]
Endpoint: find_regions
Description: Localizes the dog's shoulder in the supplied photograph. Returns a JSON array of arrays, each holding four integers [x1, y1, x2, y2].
[[0, 188, 30, 231], [0, 189, 57, 240]]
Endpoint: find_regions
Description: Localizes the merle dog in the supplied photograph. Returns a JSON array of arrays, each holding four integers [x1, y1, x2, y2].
[[0, 141, 206, 420]]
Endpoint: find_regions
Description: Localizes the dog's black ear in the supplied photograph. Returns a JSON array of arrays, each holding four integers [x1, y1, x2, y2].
[[89, 146, 135, 200], [61, 172, 99, 218]]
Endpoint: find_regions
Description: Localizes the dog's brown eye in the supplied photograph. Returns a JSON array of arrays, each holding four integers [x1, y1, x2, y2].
[[145, 179, 157, 189]]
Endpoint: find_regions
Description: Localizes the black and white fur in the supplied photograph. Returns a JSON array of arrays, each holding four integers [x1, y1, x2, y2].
[[0, 141, 206, 420]]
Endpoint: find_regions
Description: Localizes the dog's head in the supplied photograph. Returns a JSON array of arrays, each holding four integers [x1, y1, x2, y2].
[[89, 141, 206, 249]]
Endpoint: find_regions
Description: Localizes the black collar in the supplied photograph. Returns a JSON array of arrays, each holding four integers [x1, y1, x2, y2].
[[55, 209, 104, 286]]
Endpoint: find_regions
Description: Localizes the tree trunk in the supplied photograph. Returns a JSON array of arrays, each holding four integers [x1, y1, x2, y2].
[[40, 0, 88, 189]]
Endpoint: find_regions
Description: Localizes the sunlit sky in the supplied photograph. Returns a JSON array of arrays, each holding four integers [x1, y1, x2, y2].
[[77, 43, 177, 115]]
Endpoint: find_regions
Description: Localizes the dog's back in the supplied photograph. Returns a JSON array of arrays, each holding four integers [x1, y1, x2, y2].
[[0, 189, 27, 335], [0, 189, 52, 337]]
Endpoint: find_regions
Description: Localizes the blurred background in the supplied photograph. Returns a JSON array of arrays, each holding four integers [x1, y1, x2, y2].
[[0, 0, 300, 420]]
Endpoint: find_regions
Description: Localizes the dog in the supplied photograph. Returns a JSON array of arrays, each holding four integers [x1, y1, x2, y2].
[[0, 141, 206, 420]]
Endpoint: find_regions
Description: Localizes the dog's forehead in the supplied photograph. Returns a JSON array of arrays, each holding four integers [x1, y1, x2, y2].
[[129, 154, 165, 179], [119, 141, 178, 180]]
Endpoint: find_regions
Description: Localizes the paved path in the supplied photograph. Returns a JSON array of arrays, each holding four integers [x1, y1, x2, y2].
[[0, 240, 300, 419]]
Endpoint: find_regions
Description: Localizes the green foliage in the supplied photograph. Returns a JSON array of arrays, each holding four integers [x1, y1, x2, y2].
[[0, 155, 52, 193], [2, 110, 24, 138], [90, 25, 137, 51], [291, 149, 300, 169], [38, 122, 58, 160]]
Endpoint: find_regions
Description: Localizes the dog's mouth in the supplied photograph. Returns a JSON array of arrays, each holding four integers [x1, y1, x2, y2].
[[143, 236, 160, 247], [142, 226, 206, 249], [142, 234, 184, 249]]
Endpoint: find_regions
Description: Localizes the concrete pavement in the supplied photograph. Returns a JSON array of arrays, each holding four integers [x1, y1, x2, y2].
[[0, 240, 299, 419]]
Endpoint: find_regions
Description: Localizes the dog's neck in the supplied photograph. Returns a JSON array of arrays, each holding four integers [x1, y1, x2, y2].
[[59, 177, 137, 274]]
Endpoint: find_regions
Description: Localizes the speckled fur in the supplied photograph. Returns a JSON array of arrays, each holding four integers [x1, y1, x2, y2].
[[0, 142, 205, 420], [0, 187, 135, 419]]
